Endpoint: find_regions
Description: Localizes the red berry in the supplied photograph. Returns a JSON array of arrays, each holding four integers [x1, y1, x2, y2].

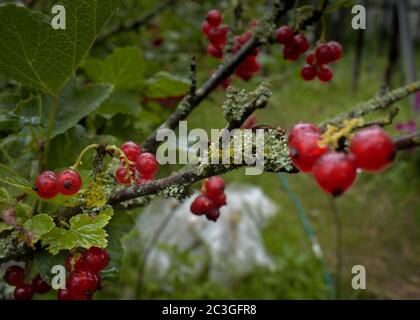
[[208, 27, 227, 47], [275, 26, 295, 46], [288, 122, 321, 144], [31, 274, 51, 294], [328, 41, 343, 61], [135, 153, 159, 179], [306, 53, 315, 65], [283, 46, 300, 61], [295, 34, 310, 53], [190, 195, 215, 216], [315, 44, 334, 65], [14, 284, 33, 300], [235, 66, 253, 81], [201, 20, 211, 35], [65, 254, 75, 272], [300, 64, 317, 81], [56, 169, 82, 196], [57, 288, 73, 300], [207, 9, 222, 27], [317, 65, 333, 82], [213, 192, 227, 208], [3, 265, 25, 286], [204, 176, 225, 199], [115, 167, 131, 185], [207, 43, 223, 58], [313, 152, 357, 196], [74, 247, 109, 273], [206, 208, 221, 222], [349, 126, 396, 172], [289, 132, 328, 173], [121, 141, 141, 162], [67, 270, 99, 295], [34, 171, 57, 199]]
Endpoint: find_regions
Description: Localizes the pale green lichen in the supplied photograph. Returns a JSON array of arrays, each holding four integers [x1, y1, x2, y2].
[[158, 184, 193, 201], [222, 83, 272, 123]]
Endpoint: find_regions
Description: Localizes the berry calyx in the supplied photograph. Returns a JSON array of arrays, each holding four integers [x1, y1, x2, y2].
[[315, 44, 334, 65], [14, 284, 33, 300], [289, 132, 328, 173], [115, 167, 131, 185], [207, 9, 222, 27], [204, 176, 225, 199], [121, 141, 142, 162], [190, 195, 215, 216], [206, 208, 221, 222], [313, 152, 357, 196], [135, 153, 159, 179], [288, 122, 321, 144], [275, 26, 295, 46], [300, 64, 317, 81], [317, 65, 333, 82], [34, 171, 58, 199], [31, 274, 51, 294], [67, 270, 99, 296], [56, 169, 82, 196], [74, 246, 109, 273], [3, 265, 25, 286], [349, 126, 396, 172]]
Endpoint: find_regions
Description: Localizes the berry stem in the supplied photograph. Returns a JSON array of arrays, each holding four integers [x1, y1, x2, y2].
[[70, 144, 100, 170], [328, 196, 343, 300], [43, 95, 58, 169]]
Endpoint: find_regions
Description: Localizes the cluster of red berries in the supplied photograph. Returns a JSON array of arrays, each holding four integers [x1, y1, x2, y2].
[[275, 26, 310, 61], [201, 9, 260, 81], [58, 246, 109, 300], [301, 42, 343, 82], [34, 169, 82, 199], [115, 141, 159, 186], [3, 265, 51, 300], [190, 176, 227, 222], [288, 123, 396, 196]]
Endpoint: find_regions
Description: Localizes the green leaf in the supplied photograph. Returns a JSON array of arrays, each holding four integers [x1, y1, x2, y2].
[[42, 208, 113, 255], [101, 212, 134, 282], [33, 250, 67, 285], [23, 213, 55, 245], [146, 72, 189, 98], [0, 221, 13, 234], [48, 81, 113, 138], [0, 1, 120, 95], [15, 202, 32, 225], [97, 91, 140, 119], [0, 113, 40, 137], [0, 187, 14, 205], [0, 93, 20, 113], [83, 47, 146, 91]]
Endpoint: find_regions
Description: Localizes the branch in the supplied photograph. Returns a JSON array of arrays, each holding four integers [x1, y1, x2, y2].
[[320, 81, 420, 130], [395, 131, 420, 151]]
